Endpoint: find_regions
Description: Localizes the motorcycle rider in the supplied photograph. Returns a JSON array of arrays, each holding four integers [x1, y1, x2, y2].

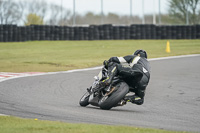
[[100, 49, 150, 105]]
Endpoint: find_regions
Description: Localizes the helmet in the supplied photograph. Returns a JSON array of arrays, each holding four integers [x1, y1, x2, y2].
[[134, 49, 147, 58]]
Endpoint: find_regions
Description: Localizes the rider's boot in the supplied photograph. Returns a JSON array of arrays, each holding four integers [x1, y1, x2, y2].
[[125, 95, 144, 105]]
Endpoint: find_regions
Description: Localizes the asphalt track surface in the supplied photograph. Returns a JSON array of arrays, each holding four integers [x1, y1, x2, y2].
[[0, 55, 200, 132]]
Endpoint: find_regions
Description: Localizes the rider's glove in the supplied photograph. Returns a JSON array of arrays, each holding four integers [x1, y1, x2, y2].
[[103, 60, 109, 69]]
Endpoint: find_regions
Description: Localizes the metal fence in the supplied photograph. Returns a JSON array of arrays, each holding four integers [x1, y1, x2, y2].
[[0, 24, 200, 42]]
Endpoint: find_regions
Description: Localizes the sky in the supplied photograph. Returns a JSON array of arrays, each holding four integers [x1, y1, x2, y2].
[[46, 0, 169, 17]]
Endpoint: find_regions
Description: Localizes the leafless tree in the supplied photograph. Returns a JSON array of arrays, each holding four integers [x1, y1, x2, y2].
[[0, 0, 23, 24], [168, 0, 200, 24], [44, 3, 71, 26], [188, 0, 200, 23]]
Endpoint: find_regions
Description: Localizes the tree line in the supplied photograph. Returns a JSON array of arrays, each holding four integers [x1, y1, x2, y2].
[[0, 0, 200, 26]]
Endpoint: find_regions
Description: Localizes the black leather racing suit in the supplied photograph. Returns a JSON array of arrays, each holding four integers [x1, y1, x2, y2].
[[107, 55, 150, 104]]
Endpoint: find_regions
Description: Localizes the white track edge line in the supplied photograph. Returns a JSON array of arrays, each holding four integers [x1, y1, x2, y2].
[[0, 54, 200, 84], [148, 54, 200, 61], [0, 54, 199, 84], [0, 114, 8, 116]]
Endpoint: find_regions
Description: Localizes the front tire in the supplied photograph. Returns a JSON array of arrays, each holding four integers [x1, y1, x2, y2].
[[98, 82, 129, 110], [79, 91, 90, 107]]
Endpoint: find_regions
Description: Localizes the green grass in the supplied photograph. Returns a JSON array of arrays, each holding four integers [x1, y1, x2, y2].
[[0, 40, 200, 72], [0, 116, 189, 133]]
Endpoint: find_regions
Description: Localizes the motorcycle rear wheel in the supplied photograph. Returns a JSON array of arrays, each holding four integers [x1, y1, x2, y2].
[[98, 82, 129, 110]]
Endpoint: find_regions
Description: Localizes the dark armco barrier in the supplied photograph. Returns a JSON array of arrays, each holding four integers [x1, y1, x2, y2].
[[0, 24, 200, 42]]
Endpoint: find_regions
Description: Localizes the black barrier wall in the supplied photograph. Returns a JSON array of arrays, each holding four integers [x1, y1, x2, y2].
[[0, 24, 200, 42]]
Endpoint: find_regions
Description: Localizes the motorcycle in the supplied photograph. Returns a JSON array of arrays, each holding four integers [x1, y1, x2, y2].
[[79, 66, 129, 110]]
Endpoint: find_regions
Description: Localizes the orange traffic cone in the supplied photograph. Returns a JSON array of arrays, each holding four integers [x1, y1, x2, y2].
[[166, 41, 171, 53]]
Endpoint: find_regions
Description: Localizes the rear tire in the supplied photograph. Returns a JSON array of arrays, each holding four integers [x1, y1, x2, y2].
[[98, 82, 129, 110], [79, 91, 90, 107]]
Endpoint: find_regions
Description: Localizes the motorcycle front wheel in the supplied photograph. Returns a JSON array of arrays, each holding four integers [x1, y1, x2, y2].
[[79, 91, 90, 107]]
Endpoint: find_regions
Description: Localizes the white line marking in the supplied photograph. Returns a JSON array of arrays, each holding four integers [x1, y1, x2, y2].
[[0, 54, 199, 83], [0, 114, 8, 116], [148, 54, 200, 61]]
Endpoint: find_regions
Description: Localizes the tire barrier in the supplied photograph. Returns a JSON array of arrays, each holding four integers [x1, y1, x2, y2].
[[0, 24, 200, 42]]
